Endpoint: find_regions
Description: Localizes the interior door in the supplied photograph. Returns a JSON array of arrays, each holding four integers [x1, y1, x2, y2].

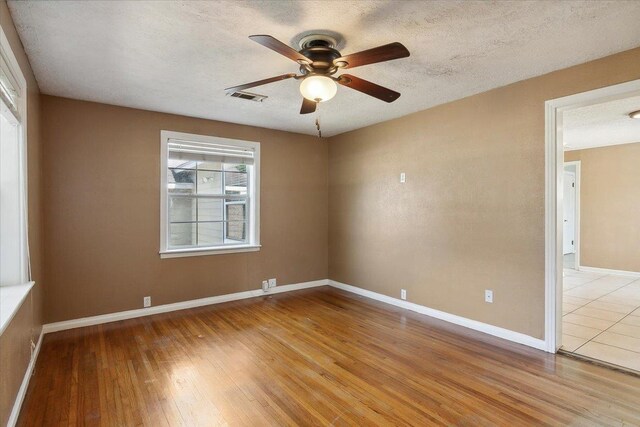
[[563, 171, 576, 255]]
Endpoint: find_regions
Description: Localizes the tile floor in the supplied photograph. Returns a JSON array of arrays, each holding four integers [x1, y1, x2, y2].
[[561, 268, 640, 372]]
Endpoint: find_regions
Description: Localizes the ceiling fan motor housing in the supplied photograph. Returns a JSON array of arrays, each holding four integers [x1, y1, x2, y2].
[[298, 37, 342, 75]]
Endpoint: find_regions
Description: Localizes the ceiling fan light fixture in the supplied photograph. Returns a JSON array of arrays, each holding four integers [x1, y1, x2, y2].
[[300, 75, 337, 103], [629, 110, 640, 119]]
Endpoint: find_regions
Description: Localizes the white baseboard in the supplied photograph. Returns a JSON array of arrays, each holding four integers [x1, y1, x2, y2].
[[579, 266, 640, 278], [43, 279, 328, 334], [7, 329, 43, 427], [328, 280, 548, 352], [42, 277, 548, 350]]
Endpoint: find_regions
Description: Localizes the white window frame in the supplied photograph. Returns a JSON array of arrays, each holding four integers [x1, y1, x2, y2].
[[0, 25, 33, 335], [159, 130, 260, 258]]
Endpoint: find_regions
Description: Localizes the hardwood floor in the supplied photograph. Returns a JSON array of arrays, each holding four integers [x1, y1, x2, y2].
[[19, 287, 640, 426]]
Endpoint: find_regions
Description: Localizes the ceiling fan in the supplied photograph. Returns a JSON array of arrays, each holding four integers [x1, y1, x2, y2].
[[225, 34, 410, 115]]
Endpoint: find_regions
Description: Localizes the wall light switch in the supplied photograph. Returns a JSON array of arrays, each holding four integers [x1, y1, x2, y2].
[[400, 172, 406, 183], [484, 290, 493, 303], [268, 278, 277, 288], [400, 289, 407, 300], [143, 296, 151, 308]]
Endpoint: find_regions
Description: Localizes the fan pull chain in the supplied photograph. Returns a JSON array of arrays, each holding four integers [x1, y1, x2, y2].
[[315, 101, 322, 138]]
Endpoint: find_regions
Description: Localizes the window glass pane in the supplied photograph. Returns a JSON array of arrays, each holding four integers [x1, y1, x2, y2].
[[224, 163, 248, 172], [169, 223, 196, 247], [225, 221, 247, 242], [0, 102, 24, 286], [168, 169, 195, 194], [168, 159, 197, 169], [197, 198, 223, 221], [197, 160, 223, 171], [169, 196, 196, 222], [225, 171, 247, 195], [197, 170, 223, 194], [198, 222, 223, 246], [0, 63, 18, 112], [225, 202, 247, 222]]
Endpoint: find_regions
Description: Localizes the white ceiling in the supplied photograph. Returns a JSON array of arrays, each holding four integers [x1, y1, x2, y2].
[[7, 0, 640, 137], [563, 95, 640, 151]]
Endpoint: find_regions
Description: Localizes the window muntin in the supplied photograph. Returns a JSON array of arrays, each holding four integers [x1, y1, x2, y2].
[[160, 131, 260, 256]]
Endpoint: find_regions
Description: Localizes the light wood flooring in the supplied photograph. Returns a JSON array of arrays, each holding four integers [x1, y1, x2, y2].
[[19, 287, 640, 426]]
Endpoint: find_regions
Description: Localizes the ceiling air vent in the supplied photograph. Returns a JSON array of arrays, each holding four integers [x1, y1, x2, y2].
[[228, 90, 267, 102]]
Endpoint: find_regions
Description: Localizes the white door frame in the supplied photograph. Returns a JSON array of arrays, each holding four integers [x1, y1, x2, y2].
[[544, 78, 640, 353], [564, 161, 581, 269]]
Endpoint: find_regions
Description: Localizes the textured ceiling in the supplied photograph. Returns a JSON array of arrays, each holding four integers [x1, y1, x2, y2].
[[563, 95, 640, 151], [7, 0, 640, 137]]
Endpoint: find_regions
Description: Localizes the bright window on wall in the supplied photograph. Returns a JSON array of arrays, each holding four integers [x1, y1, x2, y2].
[[159, 131, 260, 258], [0, 28, 29, 290]]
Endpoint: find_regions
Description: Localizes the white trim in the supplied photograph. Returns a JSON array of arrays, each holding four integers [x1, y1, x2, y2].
[[160, 130, 169, 250], [0, 26, 26, 115], [328, 280, 547, 351], [563, 140, 640, 152], [0, 281, 34, 336], [43, 279, 328, 334], [0, 25, 29, 288], [564, 161, 581, 270], [578, 266, 640, 278], [159, 244, 261, 258], [159, 130, 261, 258], [545, 78, 640, 354], [544, 97, 562, 353], [7, 329, 43, 427]]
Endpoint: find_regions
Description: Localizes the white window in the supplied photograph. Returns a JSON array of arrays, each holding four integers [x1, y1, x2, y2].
[[0, 26, 31, 334], [0, 29, 28, 288], [159, 131, 260, 258]]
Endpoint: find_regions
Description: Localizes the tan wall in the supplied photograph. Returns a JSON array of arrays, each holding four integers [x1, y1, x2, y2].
[[0, 1, 43, 425], [565, 143, 640, 273], [41, 96, 328, 323], [329, 47, 640, 340]]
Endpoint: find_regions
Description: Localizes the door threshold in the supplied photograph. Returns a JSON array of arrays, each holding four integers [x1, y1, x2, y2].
[[558, 349, 640, 377]]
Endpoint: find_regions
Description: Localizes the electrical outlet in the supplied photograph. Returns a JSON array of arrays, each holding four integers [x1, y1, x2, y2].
[[262, 280, 269, 291], [144, 296, 151, 307], [484, 290, 493, 303], [400, 172, 406, 183], [400, 289, 407, 300], [268, 278, 277, 288]]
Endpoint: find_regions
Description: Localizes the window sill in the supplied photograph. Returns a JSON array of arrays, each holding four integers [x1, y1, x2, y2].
[[159, 245, 261, 259], [0, 281, 35, 336]]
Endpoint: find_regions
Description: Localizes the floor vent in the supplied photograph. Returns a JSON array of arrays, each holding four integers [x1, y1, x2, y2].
[[228, 91, 267, 102]]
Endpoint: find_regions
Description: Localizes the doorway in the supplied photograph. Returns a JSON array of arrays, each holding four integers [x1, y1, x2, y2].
[[544, 79, 640, 370]]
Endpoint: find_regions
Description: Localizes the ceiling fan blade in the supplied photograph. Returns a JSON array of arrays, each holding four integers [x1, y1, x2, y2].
[[334, 42, 410, 69], [336, 74, 400, 103], [249, 35, 312, 64], [300, 98, 317, 115], [224, 73, 297, 93]]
